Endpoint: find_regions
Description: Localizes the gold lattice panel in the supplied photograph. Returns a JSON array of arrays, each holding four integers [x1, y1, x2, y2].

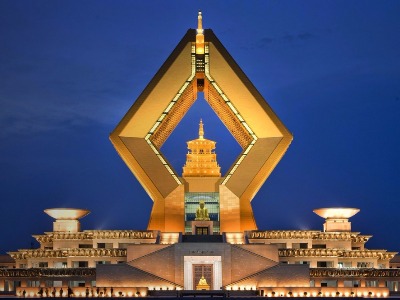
[[205, 80, 252, 149], [151, 80, 197, 148]]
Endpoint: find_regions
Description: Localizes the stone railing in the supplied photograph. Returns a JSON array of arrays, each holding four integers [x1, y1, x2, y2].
[[278, 249, 397, 260], [310, 268, 400, 278], [0, 268, 95, 278], [34, 230, 157, 243], [8, 248, 127, 260], [247, 231, 371, 243]]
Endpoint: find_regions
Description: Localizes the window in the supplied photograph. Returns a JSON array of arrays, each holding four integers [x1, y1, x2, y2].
[[72, 261, 88, 268], [313, 244, 326, 249], [27, 281, 40, 287], [317, 261, 333, 268], [97, 243, 113, 249], [366, 280, 378, 287], [386, 281, 399, 292], [292, 243, 308, 249], [344, 280, 359, 287], [338, 262, 352, 268], [295, 261, 310, 265], [38, 262, 48, 268], [357, 262, 373, 268], [79, 244, 92, 248], [54, 262, 67, 268], [69, 281, 86, 287], [96, 261, 111, 265], [321, 280, 337, 287]]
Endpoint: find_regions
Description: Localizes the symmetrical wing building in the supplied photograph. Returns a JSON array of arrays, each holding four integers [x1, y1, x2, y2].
[[1, 12, 400, 298]]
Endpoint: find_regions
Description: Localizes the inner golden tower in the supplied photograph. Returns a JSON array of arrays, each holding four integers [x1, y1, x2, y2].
[[182, 119, 221, 177]]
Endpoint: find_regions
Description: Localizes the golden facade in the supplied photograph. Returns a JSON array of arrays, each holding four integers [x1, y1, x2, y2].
[[110, 11, 292, 233]]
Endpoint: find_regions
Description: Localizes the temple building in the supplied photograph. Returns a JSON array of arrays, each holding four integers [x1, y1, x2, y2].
[[1, 11, 400, 298]]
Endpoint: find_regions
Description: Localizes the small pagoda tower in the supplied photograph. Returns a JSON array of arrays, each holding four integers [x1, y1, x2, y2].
[[182, 120, 221, 177]]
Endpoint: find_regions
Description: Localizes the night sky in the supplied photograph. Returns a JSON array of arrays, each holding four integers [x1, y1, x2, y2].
[[1, 1, 400, 253]]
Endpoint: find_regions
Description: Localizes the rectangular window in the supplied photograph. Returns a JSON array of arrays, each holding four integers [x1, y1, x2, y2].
[[97, 243, 113, 249], [72, 261, 88, 268], [313, 244, 326, 249], [54, 262, 67, 268], [96, 261, 111, 265], [344, 280, 359, 287], [386, 281, 399, 292], [366, 280, 378, 287], [338, 261, 352, 268], [79, 244, 92, 248], [317, 261, 333, 268], [38, 262, 48, 268], [292, 243, 308, 249], [69, 281, 86, 287], [295, 261, 310, 265], [357, 262, 373, 268], [27, 280, 40, 287], [321, 280, 337, 287]]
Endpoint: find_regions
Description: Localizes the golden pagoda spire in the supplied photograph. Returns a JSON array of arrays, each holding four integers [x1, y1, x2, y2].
[[196, 10, 205, 54], [199, 119, 204, 139]]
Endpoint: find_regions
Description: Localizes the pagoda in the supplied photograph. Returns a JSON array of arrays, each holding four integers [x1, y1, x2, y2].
[[182, 119, 221, 177]]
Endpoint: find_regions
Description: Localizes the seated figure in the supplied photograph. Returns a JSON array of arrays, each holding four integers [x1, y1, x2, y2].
[[196, 276, 210, 290], [195, 200, 210, 220], [198, 276, 208, 285]]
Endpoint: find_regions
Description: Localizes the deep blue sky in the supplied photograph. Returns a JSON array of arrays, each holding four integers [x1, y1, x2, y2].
[[1, 1, 399, 253]]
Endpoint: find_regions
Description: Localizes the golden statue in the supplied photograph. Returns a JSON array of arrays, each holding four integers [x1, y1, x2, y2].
[[196, 276, 210, 290], [195, 201, 210, 220]]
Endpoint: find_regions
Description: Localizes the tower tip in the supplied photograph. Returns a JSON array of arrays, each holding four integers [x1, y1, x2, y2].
[[199, 119, 204, 139]]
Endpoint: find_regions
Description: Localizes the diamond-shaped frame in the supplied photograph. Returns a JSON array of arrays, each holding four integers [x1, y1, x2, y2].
[[110, 29, 292, 230]]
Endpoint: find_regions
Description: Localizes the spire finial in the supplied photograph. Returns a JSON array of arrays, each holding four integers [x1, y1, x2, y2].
[[197, 10, 203, 31], [196, 11, 205, 54], [199, 119, 204, 139]]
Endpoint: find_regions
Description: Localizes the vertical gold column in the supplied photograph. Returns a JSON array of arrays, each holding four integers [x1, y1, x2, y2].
[[148, 197, 166, 232], [165, 185, 185, 232], [219, 185, 241, 232]]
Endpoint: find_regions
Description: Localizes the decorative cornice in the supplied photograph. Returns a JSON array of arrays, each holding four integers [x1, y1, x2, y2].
[[8, 248, 127, 260], [279, 249, 397, 260], [0, 268, 95, 278], [33, 230, 157, 243], [310, 268, 400, 278], [248, 230, 319, 239], [247, 231, 371, 243]]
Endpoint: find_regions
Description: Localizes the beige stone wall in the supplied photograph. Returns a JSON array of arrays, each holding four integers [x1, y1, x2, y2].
[[228, 264, 310, 288], [96, 264, 178, 289]]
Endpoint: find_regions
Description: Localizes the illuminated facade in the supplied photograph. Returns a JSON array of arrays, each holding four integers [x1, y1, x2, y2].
[[1, 11, 400, 298]]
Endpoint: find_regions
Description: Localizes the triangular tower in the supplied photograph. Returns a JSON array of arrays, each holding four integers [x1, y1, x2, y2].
[[110, 12, 292, 233]]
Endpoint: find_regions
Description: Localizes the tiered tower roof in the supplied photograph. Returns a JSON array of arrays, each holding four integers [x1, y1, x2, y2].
[[182, 119, 221, 177]]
